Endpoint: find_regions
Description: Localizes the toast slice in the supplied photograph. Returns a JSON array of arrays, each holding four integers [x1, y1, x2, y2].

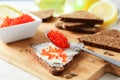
[[55, 21, 97, 34], [59, 11, 103, 25], [79, 29, 120, 52], [28, 42, 81, 75]]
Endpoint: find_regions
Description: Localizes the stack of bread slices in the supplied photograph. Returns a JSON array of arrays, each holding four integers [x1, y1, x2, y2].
[[55, 11, 104, 34]]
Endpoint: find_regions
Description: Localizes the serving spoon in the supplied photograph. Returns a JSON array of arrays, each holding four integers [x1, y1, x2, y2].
[[45, 30, 120, 67]]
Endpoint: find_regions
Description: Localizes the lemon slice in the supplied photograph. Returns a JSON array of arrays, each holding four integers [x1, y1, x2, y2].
[[88, 1, 118, 27], [0, 4, 22, 19]]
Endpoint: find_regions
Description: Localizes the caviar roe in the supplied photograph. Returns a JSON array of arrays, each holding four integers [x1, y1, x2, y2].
[[1, 14, 35, 28], [47, 30, 70, 48], [41, 46, 67, 62]]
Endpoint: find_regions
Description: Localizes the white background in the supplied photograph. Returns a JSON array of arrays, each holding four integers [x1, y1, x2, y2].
[[0, 0, 120, 80]]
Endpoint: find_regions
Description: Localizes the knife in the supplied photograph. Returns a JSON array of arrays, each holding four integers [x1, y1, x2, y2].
[[70, 42, 120, 67]]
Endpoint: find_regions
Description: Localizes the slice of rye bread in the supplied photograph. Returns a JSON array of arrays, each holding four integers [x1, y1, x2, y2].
[[55, 21, 94, 28], [74, 28, 97, 34], [28, 42, 81, 75], [59, 11, 104, 25], [55, 21, 97, 34], [79, 29, 120, 52], [31, 9, 54, 21]]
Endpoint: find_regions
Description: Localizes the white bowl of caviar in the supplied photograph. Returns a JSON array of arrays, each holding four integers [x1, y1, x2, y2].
[[0, 4, 42, 43]]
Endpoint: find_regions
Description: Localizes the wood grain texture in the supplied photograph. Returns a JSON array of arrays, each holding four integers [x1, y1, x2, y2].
[[0, 18, 119, 80]]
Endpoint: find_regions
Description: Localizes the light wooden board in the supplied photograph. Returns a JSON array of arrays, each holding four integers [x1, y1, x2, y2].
[[0, 19, 119, 80]]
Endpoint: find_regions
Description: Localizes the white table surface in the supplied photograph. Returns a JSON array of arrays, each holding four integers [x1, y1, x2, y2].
[[0, 0, 120, 80]]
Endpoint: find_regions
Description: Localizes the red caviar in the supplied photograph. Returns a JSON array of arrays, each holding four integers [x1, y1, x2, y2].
[[47, 30, 70, 48], [1, 14, 35, 28], [41, 46, 67, 62]]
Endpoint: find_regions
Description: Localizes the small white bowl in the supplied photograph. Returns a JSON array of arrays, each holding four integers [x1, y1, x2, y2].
[[0, 11, 42, 43]]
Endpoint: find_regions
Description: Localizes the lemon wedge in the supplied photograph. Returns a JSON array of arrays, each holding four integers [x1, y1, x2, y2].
[[0, 4, 22, 19], [88, 1, 118, 27]]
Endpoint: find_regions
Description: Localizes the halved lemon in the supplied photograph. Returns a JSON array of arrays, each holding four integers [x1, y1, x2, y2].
[[82, 0, 99, 10], [88, 1, 118, 27], [0, 4, 22, 19]]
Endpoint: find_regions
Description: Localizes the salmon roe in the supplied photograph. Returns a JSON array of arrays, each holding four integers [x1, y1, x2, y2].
[[41, 46, 67, 62], [47, 30, 70, 48], [1, 14, 35, 28]]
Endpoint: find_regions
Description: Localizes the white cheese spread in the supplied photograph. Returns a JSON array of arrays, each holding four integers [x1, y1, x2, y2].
[[32, 42, 80, 67]]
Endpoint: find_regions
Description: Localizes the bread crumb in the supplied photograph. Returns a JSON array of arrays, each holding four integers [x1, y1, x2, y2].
[[19, 49, 23, 52], [25, 49, 28, 52], [88, 58, 95, 62], [17, 48, 23, 52], [63, 72, 77, 79], [64, 74, 73, 79], [104, 51, 114, 56], [70, 72, 77, 76]]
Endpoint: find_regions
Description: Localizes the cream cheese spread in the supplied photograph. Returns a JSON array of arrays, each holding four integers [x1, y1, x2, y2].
[[32, 42, 80, 67]]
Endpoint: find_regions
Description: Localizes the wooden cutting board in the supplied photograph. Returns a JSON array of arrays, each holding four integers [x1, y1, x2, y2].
[[0, 18, 120, 80]]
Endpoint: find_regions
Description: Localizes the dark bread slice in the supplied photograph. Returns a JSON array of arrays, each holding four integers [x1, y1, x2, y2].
[[31, 9, 54, 21], [55, 21, 97, 34], [59, 11, 103, 25], [79, 29, 120, 52], [55, 21, 94, 28], [28, 45, 64, 75], [75, 28, 97, 34], [28, 43, 81, 75]]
